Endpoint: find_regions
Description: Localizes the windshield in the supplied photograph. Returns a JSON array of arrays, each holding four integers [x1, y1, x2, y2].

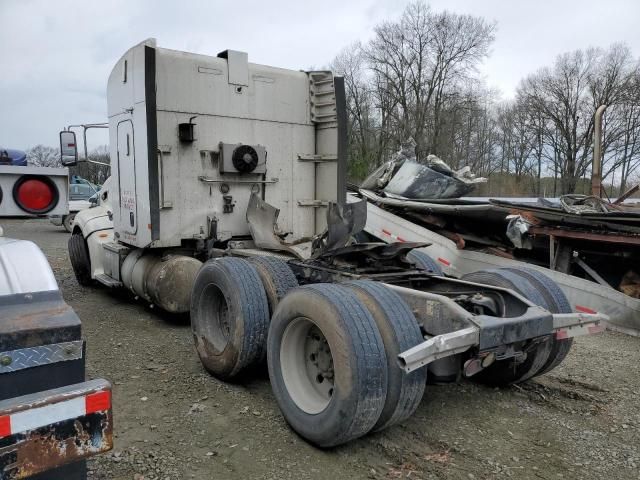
[[69, 183, 97, 200]]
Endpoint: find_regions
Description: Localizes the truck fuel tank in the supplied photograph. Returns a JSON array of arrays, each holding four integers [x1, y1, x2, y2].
[[120, 250, 202, 313]]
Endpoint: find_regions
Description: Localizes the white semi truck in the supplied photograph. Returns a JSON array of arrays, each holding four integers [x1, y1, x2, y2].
[[0, 165, 112, 479], [66, 39, 605, 447]]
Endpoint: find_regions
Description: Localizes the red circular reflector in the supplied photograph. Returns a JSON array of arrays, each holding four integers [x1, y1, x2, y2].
[[13, 177, 58, 213]]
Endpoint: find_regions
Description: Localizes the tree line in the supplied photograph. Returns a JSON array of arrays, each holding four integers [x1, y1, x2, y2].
[[23, 4, 640, 198], [331, 1, 640, 197], [27, 144, 110, 185]]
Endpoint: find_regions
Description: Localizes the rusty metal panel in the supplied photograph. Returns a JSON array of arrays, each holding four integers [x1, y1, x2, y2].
[[0, 380, 113, 480], [0, 291, 81, 352], [529, 225, 640, 246]]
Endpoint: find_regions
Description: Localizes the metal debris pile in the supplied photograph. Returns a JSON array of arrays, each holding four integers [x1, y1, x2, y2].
[[361, 142, 486, 200], [359, 147, 640, 298]]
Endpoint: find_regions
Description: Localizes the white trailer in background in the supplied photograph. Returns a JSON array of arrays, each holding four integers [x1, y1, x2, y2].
[[68, 38, 605, 448], [361, 193, 640, 337]]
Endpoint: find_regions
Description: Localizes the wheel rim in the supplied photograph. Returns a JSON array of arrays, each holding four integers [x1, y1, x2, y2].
[[280, 317, 335, 414], [64, 214, 75, 231], [197, 283, 231, 352]]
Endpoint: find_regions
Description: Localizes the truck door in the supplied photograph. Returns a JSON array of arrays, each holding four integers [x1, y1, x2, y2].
[[117, 120, 137, 234]]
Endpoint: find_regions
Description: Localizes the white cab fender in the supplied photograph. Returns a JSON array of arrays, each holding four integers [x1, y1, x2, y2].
[[74, 204, 114, 280]]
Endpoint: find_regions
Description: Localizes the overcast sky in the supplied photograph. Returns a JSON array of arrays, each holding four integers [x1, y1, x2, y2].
[[2, 0, 639, 151]]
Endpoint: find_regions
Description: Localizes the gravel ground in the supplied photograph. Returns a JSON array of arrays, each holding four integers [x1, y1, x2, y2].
[[4, 218, 640, 480]]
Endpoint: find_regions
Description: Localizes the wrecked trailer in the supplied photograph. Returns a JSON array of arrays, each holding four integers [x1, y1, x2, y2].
[[358, 184, 640, 336], [495, 196, 640, 293], [356, 143, 640, 326]]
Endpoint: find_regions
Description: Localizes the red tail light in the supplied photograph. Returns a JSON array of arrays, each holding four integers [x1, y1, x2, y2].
[[13, 176, 59, 213], [85, 390, 112, 414]]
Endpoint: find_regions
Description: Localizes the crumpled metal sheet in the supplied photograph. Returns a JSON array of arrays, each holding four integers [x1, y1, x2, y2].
[[246, 193, 313, 259], [246, 193, 369, 259], [311, 200, 367, 257], [506, 215, 533, 250], [559, 194, 613, 214], [360, 145, 486, 200], [384, 160, 480, 199]]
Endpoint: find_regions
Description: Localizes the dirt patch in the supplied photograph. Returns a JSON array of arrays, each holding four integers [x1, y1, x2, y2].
[[4, 218, 640, 480]]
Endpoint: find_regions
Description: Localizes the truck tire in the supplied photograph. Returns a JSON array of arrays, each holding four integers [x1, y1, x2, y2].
[[345, 280, 426, 431], [267, 284, 388, 447], [503, 267, 573, 376], [68, 231, 92, 286], [407, 250, 443, 276], [461, 268, 553, 386], [191, 258, 270, 380], [248, 255, 298, 316], [63, 213, 76, 233]]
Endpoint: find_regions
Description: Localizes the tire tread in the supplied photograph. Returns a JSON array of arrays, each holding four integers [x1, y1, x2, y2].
[[68, 232, 92, 286], [304, 284, 387, 443], [461, 269, 552, 384], [191, 257, 270, 379], [268, 283, 388, 446], [220, 258, 270, 375], [345, 280, 426, 430], [503, 267, 573, 375], [249, 256, 298, 312], [407, 250, 444, 276]]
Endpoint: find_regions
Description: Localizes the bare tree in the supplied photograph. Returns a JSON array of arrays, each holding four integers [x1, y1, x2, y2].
[[518, 44, 639, 194], [332, 43, 381, 178], [27, 145, 61, 167], [332, 2, 640, 197], [365, 2, 495, 160], [498, 98, 536, 182], [70, 145, 110, 185], [439, 84, 499, 175]]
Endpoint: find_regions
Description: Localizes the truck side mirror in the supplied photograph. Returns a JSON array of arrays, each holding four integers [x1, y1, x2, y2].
[[60, 131, 78, 166]]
